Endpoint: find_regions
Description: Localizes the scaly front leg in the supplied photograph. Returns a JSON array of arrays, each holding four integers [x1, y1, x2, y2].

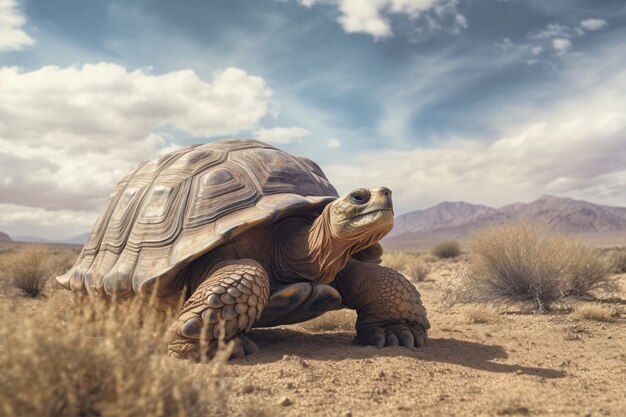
[[334, 260, 430, 348], [168, 259, 270, 360]]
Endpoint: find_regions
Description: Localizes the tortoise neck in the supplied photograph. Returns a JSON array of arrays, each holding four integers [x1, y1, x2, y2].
[[271, 207, 354, 284], [304, 206, 354, 283]]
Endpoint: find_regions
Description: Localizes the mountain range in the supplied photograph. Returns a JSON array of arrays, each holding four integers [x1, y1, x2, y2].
[[0, 231, 12, 242], [384, 195, 626, 249], [3, 232, 89, 245], [2, 195, 625, 248]]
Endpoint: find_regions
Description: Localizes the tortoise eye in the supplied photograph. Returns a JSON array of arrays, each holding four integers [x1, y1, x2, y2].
[[350, 191, 368, 205]]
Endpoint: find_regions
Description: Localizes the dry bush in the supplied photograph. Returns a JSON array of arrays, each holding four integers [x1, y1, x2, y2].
[[298, 309, 356, 332], [382, 252, 430, 281], [461, 304, 498, 324], [560, 241, 614, 297], [1, 244, 53, 297], [603, 246, 626, 274], [0, 292, 231, 417], [443, 222, 614, 312], [574, 304, 618, 323], [406, 261, 430, 281], [382, 251, 419, 270], [431, 240, 461, 259]]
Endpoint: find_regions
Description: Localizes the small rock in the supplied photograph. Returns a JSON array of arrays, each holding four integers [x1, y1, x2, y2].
[[515, 370, 524, 375], [241, 385, 254, 394], [277, 396, 292, 407], [378, 371, 386, 378], [341, 412, 353, 417], [286, 382, 295, 389]]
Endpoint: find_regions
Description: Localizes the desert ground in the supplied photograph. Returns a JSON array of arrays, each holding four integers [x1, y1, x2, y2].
[[0, 240, 625, 417]]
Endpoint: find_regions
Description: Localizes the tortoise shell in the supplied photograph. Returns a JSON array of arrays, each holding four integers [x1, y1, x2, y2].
[[57, 139, 338, 297]]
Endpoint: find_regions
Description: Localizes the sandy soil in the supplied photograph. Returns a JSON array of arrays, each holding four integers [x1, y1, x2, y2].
[[1, 244, 624, 417], [223, 258, 626, 417]]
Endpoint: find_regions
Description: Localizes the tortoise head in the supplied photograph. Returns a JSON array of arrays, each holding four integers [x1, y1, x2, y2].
[[327, 187, 394, 242]]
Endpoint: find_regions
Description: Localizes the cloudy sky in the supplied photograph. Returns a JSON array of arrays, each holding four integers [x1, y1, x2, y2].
[[1, 0, 625, 240]]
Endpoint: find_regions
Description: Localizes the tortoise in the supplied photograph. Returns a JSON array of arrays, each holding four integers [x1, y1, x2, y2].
[[57, 139, 430, 359]]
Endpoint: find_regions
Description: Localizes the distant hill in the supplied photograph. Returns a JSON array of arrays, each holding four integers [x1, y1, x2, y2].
[[385, 195, 626, 249], [61, 232, 89, 245], [12, 232, 88, 245], [0, 231, 13, 242], [13, 235, 50, 243]]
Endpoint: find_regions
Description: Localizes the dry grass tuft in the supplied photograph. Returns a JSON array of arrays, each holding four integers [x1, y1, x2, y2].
[[298, 310, 356, 332], [405, 261, 430, 281], [442, 222, 614, 312], [574, 304, 618, 323], [431, 240, 461, 259], [0, 244, 54, 297], [382, 252, 430, 281], [461, 304, 498, 324], [0, 292, 230, 417]]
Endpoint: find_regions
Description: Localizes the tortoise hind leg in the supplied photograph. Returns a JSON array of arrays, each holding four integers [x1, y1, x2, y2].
[[168, 259, 269, 360]]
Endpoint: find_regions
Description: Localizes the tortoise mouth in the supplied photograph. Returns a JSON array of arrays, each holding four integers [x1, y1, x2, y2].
[[346, 208, 393, 222]]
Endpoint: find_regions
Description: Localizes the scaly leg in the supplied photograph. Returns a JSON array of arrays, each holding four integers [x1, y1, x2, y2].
[[334, 260, 430, 348], [168, 259, 270, 360]]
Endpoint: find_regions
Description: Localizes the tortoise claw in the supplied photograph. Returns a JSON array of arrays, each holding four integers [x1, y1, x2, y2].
[[241, 335, 260, 355], [398, 329, 414, 348], [357, 321, 427, 349]]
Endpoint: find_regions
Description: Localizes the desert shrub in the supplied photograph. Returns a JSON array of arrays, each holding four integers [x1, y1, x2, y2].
[[381, 252, 430, 281], [574, 304, 618, 322], [382, 251, 419, 270], [1, 244, 53, 297], [0, 293, 231, 417], [603, 247, 626, 274], [443, 222, 614, 312], [406, 261, 430, 281], [431, 240, 461, 259], [560, 241, 614, 297]]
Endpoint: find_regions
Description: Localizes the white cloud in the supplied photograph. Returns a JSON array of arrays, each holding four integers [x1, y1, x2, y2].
[[326, 112, 626, 213], [291, 0, 465, 39], [0, 0, 34, 52], [327, 138, 342, 148], [552, 38, 571, 55], [527, 19, 608, 58], [494, 37, 514, 51], [325, 49, 626, 212], [0, 204, 97, 241], [254, 126, 311, 144], [580, 18, 607, 32], [529, 23, 583, 40], [0, 62, 276, 229], [297, 0, 318, 7]]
